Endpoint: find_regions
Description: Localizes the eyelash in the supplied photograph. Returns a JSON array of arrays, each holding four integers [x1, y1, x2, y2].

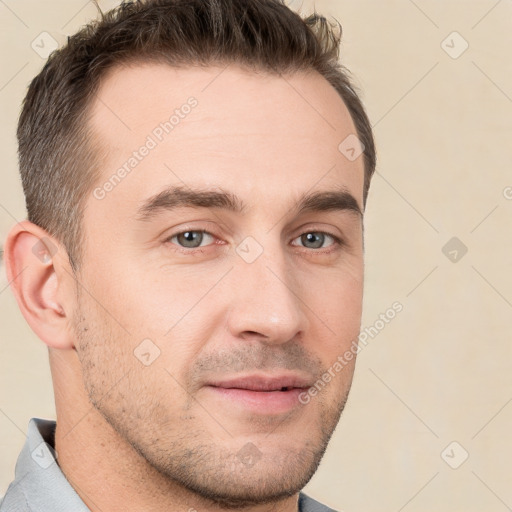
[[164, 229, 345, 255]]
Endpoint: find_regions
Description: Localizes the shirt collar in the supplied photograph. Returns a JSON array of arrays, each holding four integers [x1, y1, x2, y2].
[[8, 418, 90, 511]]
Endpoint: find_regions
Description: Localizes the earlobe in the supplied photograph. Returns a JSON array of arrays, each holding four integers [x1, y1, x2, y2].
[[3, 221, 76, 350]]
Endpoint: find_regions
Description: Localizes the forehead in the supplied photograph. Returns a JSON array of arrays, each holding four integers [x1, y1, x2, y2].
[[87, 62, 364, 217]]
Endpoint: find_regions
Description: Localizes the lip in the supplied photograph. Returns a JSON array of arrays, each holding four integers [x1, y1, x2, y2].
[[204, 373, 313, 415], [208, 374, 312, 391]]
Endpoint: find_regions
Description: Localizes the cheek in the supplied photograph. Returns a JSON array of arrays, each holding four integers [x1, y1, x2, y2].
[[304, 267, 363, 354], [72, 300, 128, 404], [78, 260, 223, 394], [87, 256, 219, 338], [74, 293, 194, 423]]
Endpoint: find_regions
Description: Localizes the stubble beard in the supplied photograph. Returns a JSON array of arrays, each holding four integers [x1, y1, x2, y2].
[[72, 296, 353, 509]]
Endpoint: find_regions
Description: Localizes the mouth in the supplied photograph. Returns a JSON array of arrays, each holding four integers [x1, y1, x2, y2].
[[204, 374, 313, 414]]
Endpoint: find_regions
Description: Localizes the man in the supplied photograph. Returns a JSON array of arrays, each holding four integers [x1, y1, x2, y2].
[[1, 0, 375, 510]]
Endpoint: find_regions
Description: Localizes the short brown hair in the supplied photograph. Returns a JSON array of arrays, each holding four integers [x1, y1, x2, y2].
[[17, 0, 376, 271]]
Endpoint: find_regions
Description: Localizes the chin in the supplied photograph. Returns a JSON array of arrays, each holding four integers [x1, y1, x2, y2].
[[167, 445, 322, 509]]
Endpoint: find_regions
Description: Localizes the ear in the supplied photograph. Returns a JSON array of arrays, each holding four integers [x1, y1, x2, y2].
[[3, 220, 76, 350]]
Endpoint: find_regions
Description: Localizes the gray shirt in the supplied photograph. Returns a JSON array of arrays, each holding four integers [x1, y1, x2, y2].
[[0, 418, 337, 512]]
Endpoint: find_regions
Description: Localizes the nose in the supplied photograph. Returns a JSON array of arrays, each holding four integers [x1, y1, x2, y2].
[[225, 248, 308, 345]]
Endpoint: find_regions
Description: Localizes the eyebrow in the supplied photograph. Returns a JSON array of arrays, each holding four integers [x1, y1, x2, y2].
[[135, 185, 362, 222]]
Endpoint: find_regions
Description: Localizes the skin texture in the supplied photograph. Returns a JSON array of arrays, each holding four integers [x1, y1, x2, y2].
[[5, 63, 365, 512]]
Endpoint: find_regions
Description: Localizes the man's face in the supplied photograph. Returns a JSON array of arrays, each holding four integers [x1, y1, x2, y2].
[[73, 62, 364, 506]]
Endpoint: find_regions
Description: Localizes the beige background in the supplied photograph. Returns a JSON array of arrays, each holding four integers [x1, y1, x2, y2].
[[1, 0, 511, 510]]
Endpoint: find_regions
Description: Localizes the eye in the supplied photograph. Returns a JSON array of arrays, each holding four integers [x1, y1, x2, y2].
[[168, 230, 215, 249], [292, 232, 340, 250]]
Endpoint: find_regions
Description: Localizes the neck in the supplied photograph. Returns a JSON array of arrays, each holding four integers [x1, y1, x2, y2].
[[51, 350, 299, 512]]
